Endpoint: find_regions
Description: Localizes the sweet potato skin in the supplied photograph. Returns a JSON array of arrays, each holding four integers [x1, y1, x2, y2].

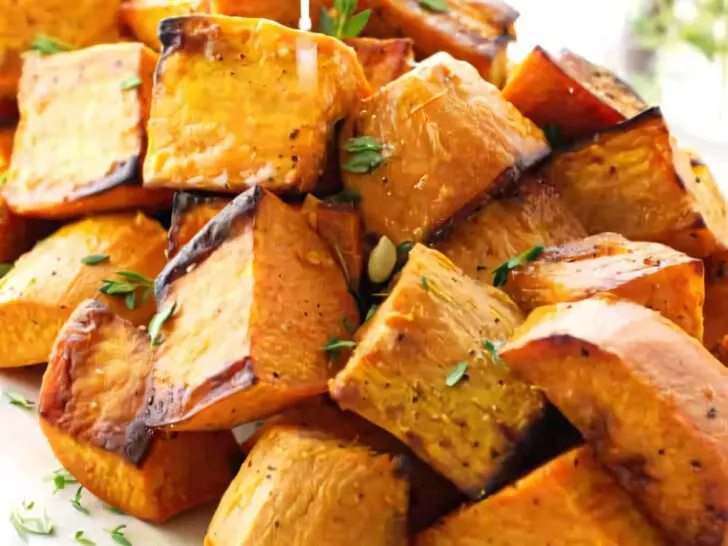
[[0, 212, 167, 367], [330, 244, 545, 497], [505, 232, 705, 340], [342, 52, 549, 244], [436, 176, 586, 283], [39, 299, 240, 522], [144, 15, 371, 194], [415, 447, 664, 546], [147, 188, 359, 431], [543, 108, 728, 258], [343, 37, 415, 90], [121, 0, 209, 49], [503, 47, 647, 141], [501, 295, 728, 545], [205, 420, 408, 546], [5, 43, 173, 218], [168, 192, 231, 258]]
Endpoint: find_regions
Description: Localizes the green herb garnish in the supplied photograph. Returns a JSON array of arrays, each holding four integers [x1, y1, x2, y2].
[[105, 524, 132, 546], [420, 275, 429, 291], [420, 0, 450, 11], [492, 245, 544, 287], [148, 302, 176, 347], [99, 271, 154, 310], [10, 502, 55, 542], [321, 337, 357, 362], [365, 304, 378, 322], [342, 136, 387, 174], [3, 390, 35, 410], [0, 262, 13, 278], [120, 76, 142, 91], [445, 361, 468, 387], [320, 0, 371, 38], [74, 530, 96, 545], [325, 188, 361, 204], [30, 35, 72, 55], [484, 339, 505, 365], [544, 123, 563, 149], [70, 486, 89, 516], [45, 468, 78, 494], [81, 255, 109, 266], [104, 505, 126, 515], [0, 172, 7, 185]]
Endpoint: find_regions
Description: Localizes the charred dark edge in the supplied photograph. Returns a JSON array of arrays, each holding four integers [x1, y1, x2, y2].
[[155, 16, 189, 86], [690, 156, 707, 168], [168, 191, 231, 257], [124, 413, 156, 467], [155, 185, 264, 303], [487, 0, 521, 27], [68, 154, 141, 201]]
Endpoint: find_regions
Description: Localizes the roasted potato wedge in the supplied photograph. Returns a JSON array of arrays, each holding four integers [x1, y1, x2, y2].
[[121, 0, 208, 50], [144, 15, 370, 195], [330, 244, 545, 497], [342, 52, 549, 244], [503, 47, 648, 141], [146, 187, 359, 431], [205, 412, 408, 546], [504, 232, 704, 340], [168, 192, 231, 259], [363, 0, 518, 86], [705, 251, 728, 350], [502, 295, 728, 545], [343, 37, 415, 89], [415, 446, 664, 546], [0, 212, 166, 367], [436, 175, 586, 283], [5, 43, 172, 218], [543, 107, 728, 257], [39, 299, 240, 522]]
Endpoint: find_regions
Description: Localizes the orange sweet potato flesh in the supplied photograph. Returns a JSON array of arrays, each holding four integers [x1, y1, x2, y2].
[[504, 232, 705, 340], [301, 194, 364, 291], [543, 107, 728, 258], [5, 43, 173, 218], [39, 299, 240, 522], [501, 295, 728, 545], [503, 47, 647, 141], [713, 334, 728, 367], [705, 251, 728, 351], [362, 0, 518, 86], [436, 175, 586, 283], [168, 192, 231, 259], [330, 244, 545, 497], [342, 52, 549, 244], [0, 212, 167, 367], [144, 15, 371, 195], [343, 37, 415, 90], [415, 446, 665, 546], [146, 188, 359, 431], [205, 417, 408, 546]]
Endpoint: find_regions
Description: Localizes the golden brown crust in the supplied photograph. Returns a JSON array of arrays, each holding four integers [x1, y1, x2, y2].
[[168, 191, 232, 259], [121, 0, 209, 49], [502, 295, 728, 545], [343, 37, 415, 90]]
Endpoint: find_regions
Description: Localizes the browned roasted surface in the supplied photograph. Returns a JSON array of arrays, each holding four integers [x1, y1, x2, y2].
[[330, 244, 545, 496], [39, 299, 240, 522], [705, 251, 728, 351], [147, 188, 359, 431], [343, 37, 415, 89], [144, 15, 370, 194], [542, 108, 728, 257], [342, 52, 549, 244], [503, 46, 647, 141], [5, 43, 172, 218], [436, 176, 586, 283], [168, 192, 231, 259], [502, 295, 728, 545], [415, 446, 665, 546], [0, 212, 167, 367], [121, 0, 209, 49], [504, 232, 705, 340]]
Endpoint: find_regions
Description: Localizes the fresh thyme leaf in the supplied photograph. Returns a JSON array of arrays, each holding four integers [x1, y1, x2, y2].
[[342, 9, 371, 37], [420, 275, 429, 291], [445, 361, 468, 387], [343, 136, 383, 153], [81, 254, 109, 266], [99, 271, 154, 309], [0, 172, 7, 185], [100, 280, 137, 296], [125, 292, 136, 310], [0, 262, 13, 278], [115, 271, 154, 285], [30, 34, 72, 55], [105, 524, 132, 546], [321, 337, 357, 362], [74, 530, 96, 545], [70, 487, 90, 516], [45, 468, 78, 494], [332, 244, 351, 287], [492, 245, 544, 287], [319, 0, 371, 38], [419, 0, 449, 11], [365, 304, 378, 322], [543, 123, 563, 149], [10, 502, 55, 542], [342, 136, 387, 174], [484, 339, 506, 365], [3, 390, 35, 410], [103, 505, 126, 515], [120, 76, 142, 91], [319, 7, 337, 36], [22, 501, 34, 511], [149, 302, 177, 347], [325, 189, 361, 203]]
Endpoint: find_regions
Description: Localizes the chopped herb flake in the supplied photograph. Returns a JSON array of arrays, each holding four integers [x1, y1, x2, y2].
[[420, 275, 429, 291], [120, 76, 142, 91], [45, 468, 78, 494], [325, 189, 361, 204], [81, 255, 109, 266], [0, 262, 13, 278], [99, 272, 154, 309], [30, 35, 72, 55], [544, 123, 563, 149], [0, 172, 7, 185], [321, 337, 357, 362], [10, 502, 55, 542], [70, 487, 90, 516], [419, 0, 449, 11], [445, 361, 468, 387], [342, 136, 387, 174], [104, 505, 126, 515], [148, 302, 177, 347], [3, 390, 35, 410], [365, 304, 379, 322], [319, 0, 371, 38], [484, 339, 506, 366], [492, 245, 544, 287], [74, 530, 96, 545], [105, 524, 132, 546]]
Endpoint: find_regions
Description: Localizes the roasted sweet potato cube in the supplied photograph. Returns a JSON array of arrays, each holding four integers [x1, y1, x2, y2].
[[5, 43, 172, 218], [502, 295, 728, 545], [146, 187, 359, 431], [343, 37, 415, 89], [436, 175, 586, 283], [330, 244, 545, 496], [363, 0, 518, 86], [144, 15, 370, 195], [205, 415, 408, 546], [168, 192, 232, 259], [300, 194, 364, 290], [415, 446, 664, 546], [342, 52, 549, 244], [542, 107, 728, 257], [0, 212, 166, 367], [705, 251, 728, 350], [121, 0, 208, 49], [503, 47, 648, 141], [209, 0, 312, 27], [39, 299, 240, 522], [504, 232, 705, 340]]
